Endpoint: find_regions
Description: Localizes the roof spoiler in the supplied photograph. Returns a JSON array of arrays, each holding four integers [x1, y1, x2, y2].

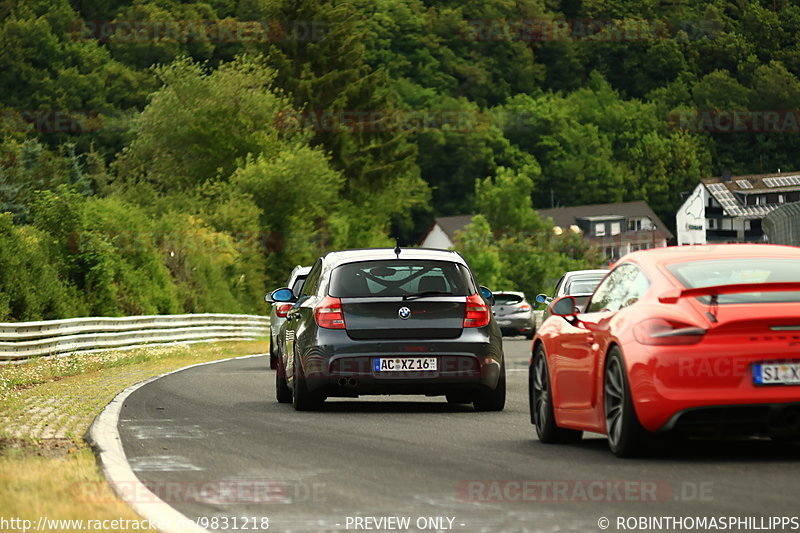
[[659, 282, 800, 304]]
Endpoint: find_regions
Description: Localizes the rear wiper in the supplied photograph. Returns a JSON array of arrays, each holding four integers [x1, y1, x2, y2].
[[402, 291, 453, 301]]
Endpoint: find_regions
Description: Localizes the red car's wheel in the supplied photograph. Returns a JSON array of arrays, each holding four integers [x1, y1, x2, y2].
[[604, 347, 652, 457], [531, 345, 582, 444]]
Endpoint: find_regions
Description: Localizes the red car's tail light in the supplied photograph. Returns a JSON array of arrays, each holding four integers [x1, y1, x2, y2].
[[275, 304, 293, 318], [315, 296, 346, 329], [633, 318, 707, 346], [464, 293, 490, 328]]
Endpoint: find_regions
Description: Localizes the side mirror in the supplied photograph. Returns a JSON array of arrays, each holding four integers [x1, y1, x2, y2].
[[550, 295, 578, 317], [535, 294, 549, 304], [271, 287, 297, 303], [479, 286, 495, 306]]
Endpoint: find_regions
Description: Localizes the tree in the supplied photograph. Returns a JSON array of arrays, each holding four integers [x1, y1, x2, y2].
[[253, 0, 429, 234], [113, 56, 298, 192], [451, 215, 504, 289], [474, 166, 542, 234]]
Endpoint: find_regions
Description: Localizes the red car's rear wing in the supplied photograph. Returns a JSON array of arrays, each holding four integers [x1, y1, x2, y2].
[[658, 282, 800, 304]]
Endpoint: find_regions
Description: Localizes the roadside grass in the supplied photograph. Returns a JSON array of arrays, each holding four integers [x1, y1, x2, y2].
[[0, 340, 268, 532]]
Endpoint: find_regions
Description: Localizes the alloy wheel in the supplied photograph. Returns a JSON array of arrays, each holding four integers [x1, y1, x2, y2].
[[604, 356, 625, 448], [533, 354, 550, 433]]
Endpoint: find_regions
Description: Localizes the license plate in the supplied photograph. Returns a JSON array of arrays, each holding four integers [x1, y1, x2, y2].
[[753, 362, 800, 385], [374, 357, 437, 372], [498, 320, 511, 325]]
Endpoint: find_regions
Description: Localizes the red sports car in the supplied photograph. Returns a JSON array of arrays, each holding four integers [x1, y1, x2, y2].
[[530, 244, 800, 457]]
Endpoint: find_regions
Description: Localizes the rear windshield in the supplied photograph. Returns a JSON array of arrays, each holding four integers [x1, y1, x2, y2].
[[567, 278, 603, 296], [667, 258, 800, 304], [329, 260, 474, 298], [494, 294, 523, 305]]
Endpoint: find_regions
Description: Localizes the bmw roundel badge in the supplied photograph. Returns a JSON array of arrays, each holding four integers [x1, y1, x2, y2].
[[398, 306, 411, 320]]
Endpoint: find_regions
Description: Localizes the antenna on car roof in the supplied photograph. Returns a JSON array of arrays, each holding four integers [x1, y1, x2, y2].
[[394, 240, 401, 258]]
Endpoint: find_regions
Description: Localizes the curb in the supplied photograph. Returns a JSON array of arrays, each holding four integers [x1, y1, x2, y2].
[[86, 353, 266, 533]]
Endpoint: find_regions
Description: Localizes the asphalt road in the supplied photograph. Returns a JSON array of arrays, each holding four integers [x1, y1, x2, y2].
[[118, 338, 800, 533]]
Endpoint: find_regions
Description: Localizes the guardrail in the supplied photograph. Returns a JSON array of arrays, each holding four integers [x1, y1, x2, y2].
[[534, 310, 545, 331], [0, 314, 270, 362]]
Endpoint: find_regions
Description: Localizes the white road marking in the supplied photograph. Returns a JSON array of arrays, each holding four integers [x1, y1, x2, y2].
[[127, 425, 205, 440], [87, 353, 265, 533], [128, 455, 204, 472]]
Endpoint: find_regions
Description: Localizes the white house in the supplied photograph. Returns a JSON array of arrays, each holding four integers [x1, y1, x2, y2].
[[419, 201, 672, 261], [676, 172, 800, 245], [419, 215, 475, 249]]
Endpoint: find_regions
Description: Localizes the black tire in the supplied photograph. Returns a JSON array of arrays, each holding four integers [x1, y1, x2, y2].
[[530, 345, 583, 444], [292, 351, 324, 411], [473, 358, 506, 412], [275, 354, 292, 403], [604, 347, 652, 457], [269, 334, 278, 370], [446, 393, 473, 404]]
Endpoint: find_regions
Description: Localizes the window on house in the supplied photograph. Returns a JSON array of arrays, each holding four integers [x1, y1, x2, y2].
[[627, 219, 642, 231], [595, 224, 606, 236], [708, 219, 716, 229], [756, 196, 766, 205], [611, 222, 621, 235]]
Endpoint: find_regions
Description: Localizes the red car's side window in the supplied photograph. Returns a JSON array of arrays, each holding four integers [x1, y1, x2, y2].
[[586, 264, 648, 313]]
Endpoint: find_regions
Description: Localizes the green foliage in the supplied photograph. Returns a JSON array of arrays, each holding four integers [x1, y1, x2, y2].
[[474, 167, 543, 234], [0, 213, 84, 321], [230, 146, 344, 281], [4, 0, 800, 320], [451, 175, 603, 298], [113, 56, 297, 191], [451, 215, 504, 289], [30, 186, 179, 316]]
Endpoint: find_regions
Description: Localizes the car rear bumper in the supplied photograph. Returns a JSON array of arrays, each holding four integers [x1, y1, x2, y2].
[[495, 315, 534, 335], [298, 330, 503, 397], [628, 343, 800, 433], [659, 402, 800, 437]]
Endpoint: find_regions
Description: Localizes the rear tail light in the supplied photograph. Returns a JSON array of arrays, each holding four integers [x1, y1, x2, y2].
[[275, 304, 293, 318], [315, 296, 346, 329], [517, 303, 531, 312], [464, 293, 490, 328], [633, 318, 706, 346]]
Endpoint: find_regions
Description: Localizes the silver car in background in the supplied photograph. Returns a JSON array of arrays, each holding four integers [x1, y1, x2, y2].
[[492, 291, 535, 339], [536, 269, 608, 323], [265, 265, 311, 369]]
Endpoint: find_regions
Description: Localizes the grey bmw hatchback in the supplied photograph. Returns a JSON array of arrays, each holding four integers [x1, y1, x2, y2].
[[270, 248, 506, 412]]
